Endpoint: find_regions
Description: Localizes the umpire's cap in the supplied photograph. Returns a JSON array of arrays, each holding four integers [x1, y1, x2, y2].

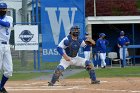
[[99, 33, 106, 37], [0, 3, 7, 9]]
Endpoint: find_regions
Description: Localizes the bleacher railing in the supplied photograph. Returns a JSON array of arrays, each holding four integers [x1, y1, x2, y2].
[[123, 45, 140, 66]]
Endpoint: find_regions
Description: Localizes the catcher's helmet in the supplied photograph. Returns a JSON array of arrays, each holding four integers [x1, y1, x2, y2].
[[99, 33, 106, 37], [0, 3, 7, 9], [120, 31, 125, 36], [70, 25, 80, 37]]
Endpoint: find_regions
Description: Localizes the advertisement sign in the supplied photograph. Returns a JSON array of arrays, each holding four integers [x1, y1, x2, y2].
[[14, 25, 38, 50], [41, 0, 85, 62]]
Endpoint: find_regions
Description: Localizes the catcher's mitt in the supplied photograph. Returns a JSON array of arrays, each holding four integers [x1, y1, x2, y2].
[[85, 37, 95, 46]]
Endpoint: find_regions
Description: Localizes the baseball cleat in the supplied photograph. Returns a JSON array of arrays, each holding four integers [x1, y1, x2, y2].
[[0, 87, 8, 93], [48, 82, 54, 86], [91, 80, 100, 84], [101, 66, 106, 69]]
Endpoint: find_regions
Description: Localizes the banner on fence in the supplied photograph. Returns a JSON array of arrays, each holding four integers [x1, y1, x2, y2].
[[14, 25, 38, 50], [41, 0, 85, 62]]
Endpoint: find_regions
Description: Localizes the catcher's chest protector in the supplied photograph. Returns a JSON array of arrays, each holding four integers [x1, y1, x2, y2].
[[65, 36, 81, 57]]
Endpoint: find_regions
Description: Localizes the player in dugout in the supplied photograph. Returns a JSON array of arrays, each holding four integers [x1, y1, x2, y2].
[[117, 31, 130, 67], [48, 25, 100, 86]]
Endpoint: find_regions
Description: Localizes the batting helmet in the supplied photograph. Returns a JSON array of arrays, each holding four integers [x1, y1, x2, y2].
[[0, 3, 7, 17], [70, 25, 80, 37], [99, 33, 106, 37], [0, 3, 7, 9]]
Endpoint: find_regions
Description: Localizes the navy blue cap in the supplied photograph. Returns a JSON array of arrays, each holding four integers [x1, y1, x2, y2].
[[99, 33, 106, 37], [85, 32, 89, 35], [0, 3, 7, 9], [120, 31, 125, 36]]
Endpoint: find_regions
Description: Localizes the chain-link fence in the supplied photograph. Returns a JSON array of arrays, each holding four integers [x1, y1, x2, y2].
[[11, 47, 83, 72]]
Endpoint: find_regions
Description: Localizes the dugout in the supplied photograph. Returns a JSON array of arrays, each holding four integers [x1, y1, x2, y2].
[[86, 16, 140, 65]]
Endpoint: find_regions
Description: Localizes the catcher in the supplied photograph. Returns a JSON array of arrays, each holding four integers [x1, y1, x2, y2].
[[48, 25, 100, 86], [83, 32, 95, 60]]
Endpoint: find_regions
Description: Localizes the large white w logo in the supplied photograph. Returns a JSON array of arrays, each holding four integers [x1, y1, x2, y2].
[[45, 7, 77, 45]]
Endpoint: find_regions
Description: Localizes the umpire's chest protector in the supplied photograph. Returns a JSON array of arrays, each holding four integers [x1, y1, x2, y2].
[[65, 35, 82, 57]]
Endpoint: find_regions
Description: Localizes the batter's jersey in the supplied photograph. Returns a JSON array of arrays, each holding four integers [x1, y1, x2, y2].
[[0, 16, 13, 43]]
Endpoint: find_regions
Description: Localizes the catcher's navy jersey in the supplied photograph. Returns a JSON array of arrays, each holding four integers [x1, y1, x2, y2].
[[57, 35, 86, 57]]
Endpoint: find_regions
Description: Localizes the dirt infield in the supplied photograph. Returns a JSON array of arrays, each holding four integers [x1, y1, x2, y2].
[[6, 77, 140, 93]]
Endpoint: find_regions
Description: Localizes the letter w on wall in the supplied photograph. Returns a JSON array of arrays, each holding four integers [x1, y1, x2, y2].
[[41, 0, 85, 62]]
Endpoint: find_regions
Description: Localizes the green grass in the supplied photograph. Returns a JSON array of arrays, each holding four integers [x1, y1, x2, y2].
[[10, 59, 140, 80], [67, 66, 140, 79], [0, 66, 139, 81], [9, 72, 50, 81], [13, 59, 59, 71], [13, 59, 80, 71]]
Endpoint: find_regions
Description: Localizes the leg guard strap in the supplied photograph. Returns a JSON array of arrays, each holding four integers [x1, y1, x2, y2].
[[51, 65, 64, 84], [88, 69, 96, 81], [85, 60, 93, 70]]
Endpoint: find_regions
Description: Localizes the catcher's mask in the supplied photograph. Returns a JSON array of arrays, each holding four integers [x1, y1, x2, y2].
[[70, 25, 80, 37], [0, 3, 7, 17]]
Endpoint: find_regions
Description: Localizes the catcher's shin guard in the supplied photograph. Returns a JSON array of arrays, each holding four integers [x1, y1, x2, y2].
[[89, 70, 100, 84], [89, 70, 96, 81], [85, 60, 100, 84], [85, 60, 93, 70], [48, 65, 64, 86]]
